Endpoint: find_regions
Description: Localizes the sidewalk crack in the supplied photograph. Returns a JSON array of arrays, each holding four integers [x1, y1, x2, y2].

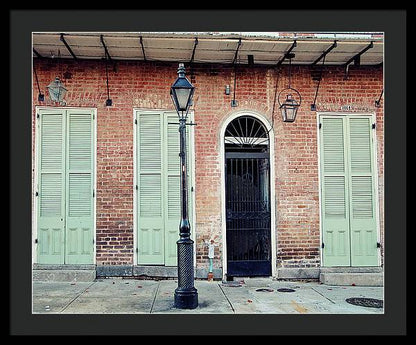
[[60, 281, 96, 313], [218, 283, 235, 313], [311, 286, 336, 304], [149, 281, 160, 314]]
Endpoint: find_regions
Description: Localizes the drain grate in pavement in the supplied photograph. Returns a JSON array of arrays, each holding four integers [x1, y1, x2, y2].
[[255, 288, 274, 292], [345, 297, 383, 308], [276, 288, 296, 293]]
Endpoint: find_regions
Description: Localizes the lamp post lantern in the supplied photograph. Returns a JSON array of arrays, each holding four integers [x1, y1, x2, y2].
[[278, 53, 301, 122], [278, 91, 301, 122], [47, 76, 67, 104], [170, 63, 198, 309]]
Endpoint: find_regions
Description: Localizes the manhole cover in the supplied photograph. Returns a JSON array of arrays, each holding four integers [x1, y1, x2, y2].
[[345, 297, 383, 308], [256, 288, 274, 292], [277, 288, 296, 293]]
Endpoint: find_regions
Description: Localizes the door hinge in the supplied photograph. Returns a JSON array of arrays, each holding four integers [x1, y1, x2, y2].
[[93, 190, 95, 197], [93, 239, 95, 244], [34, 238, 38, 244], [35, 191, 39, 197], [377, 242, 381, 248], [319, 123, 322, 129], [372, 123, 376, 129], [321, 242, 325, 248], [135, 185, 138, 190], [134, 119, 137, 125], [136, 247, 139, 253]]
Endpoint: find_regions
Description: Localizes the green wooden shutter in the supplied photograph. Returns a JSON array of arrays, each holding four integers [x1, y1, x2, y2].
[[65, 110, 94, 264], [136, 110, 194, 266], [163, 112, 194, 266], [37, 110, 66, 264], [347, 117, 378, 266], [164, 113, 181, 266], [137, 112, 164, 264], [320, 117, 351, 266]]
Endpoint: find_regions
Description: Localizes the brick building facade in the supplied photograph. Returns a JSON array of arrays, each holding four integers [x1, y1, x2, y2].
[[32, 32, 384, 280]]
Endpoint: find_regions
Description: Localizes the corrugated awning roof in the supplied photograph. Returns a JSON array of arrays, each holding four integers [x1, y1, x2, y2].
[[32, 32, 383, 66]]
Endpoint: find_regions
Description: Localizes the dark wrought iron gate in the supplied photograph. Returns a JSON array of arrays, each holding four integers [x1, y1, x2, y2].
[[224, 116, 271, 277]]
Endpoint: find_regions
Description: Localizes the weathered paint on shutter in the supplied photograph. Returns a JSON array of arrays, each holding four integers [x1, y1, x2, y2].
[[65, 110, 94, 264], [347, 117, 378, 266], [137, 112, 164, 264], [320, 116, 351, 266], [37, 110, 66, 264]]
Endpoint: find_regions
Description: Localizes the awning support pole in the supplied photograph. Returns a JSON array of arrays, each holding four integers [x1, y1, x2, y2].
[[60, 33, 77, 60], [311, 40, 337, 66]]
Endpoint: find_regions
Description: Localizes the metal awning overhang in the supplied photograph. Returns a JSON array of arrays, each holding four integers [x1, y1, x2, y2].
[[32, 32, 383, 66]]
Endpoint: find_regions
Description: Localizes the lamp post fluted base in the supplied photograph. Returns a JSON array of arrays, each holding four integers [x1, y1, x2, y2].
[[174, 287, 198, 309], [174, 236, 198, 309]]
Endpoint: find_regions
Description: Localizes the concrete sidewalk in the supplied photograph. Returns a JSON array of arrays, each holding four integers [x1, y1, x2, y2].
[[32, 277, 384, 314]]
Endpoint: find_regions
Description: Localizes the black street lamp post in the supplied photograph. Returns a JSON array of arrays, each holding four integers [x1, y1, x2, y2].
[[170, 63, 198, 309]]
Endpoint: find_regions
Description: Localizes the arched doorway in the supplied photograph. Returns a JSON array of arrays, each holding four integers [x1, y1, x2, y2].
[[223, 115, 272, 277]]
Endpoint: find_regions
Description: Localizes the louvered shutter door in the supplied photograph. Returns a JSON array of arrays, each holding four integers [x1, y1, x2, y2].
[[37, 110, 66, 264], [163, 112, 194, 266], [320, 117, 351, 266], [65, 110, 94, 264], [137, 113, 164, 264], [164, 113, 181, 266], [347, 117, 378, 266]]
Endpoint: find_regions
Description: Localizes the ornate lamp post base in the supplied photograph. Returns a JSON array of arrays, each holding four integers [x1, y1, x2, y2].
[[174, 236, 198, 309], [174, 287, 198, 309]]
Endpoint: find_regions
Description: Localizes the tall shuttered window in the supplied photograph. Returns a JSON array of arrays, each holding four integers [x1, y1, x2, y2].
[[36, 108, 95, 264], [135, 110, 194, 266], [319, 114, 379, 267]]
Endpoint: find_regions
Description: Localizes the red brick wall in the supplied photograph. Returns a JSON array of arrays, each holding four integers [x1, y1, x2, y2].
[[32, 58, 384, 270]]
